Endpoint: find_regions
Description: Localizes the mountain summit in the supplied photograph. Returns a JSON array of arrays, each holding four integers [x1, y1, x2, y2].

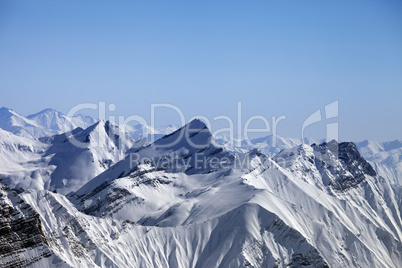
[[0, 107, 96, 139], [71, 119, 231, 198]]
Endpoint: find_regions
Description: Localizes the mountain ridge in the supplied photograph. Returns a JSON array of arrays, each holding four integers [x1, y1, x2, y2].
[[0, 113, 401, 267]]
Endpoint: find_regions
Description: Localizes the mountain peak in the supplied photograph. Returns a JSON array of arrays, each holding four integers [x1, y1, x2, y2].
[[27, 108, 60, 118], [0, 107, 20, 117], [71, 119, 227, 198], [313, 141, 376, 190], [0, 106, 12, 112], [0, 108, 97, 139], [37, 108, 57, 114], [186, 118, 207, 130], [150, 119, 211, 150]]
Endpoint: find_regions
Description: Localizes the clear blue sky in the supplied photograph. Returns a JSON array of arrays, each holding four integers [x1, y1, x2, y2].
[[0, 0, 401, 141]]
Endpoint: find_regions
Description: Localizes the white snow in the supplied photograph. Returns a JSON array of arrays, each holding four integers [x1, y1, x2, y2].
[[0, 110, 401, 267], [0, 121, 134, 194]]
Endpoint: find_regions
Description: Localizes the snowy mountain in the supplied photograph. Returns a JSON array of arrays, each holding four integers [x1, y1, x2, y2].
[[215, 133, 321, 156], [0, 128, 54, 191], [27, 108, 96, 135], [0, 180, 66, 268], [126, 123, 179, 144], [0, 121, 135, 194], [357, 140, 402, 185], [39, 120, 135, 194], [0, 107, 96, 139], [3, 106, 399, 188], [57, 119, 400, 267], [0, 107, 40, 138], [0, 115, 401, 267], [1, 107, 400, 188], [216, 134, 401, 186], [0, 106, 179, 144]]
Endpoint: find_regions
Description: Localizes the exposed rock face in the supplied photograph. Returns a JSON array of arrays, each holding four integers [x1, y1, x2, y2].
[[313, 140, 377, 190], [0, 179, 54, 268], [274, 140, 378, 191]]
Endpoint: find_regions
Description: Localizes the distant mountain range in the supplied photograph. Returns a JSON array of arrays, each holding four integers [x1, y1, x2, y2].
[[0, 107, 400, 196], [0, 118, 400, 267], [0, 107, 97, 139], [0, 106, 178, 140]]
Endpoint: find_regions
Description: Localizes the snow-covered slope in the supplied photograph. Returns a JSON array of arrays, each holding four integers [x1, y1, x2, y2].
[[0, 128, 54, 191], [0, 179, 68, 268], [0, 107, 40, 138], [125, 123, 179, 146], [217, 134, 401, 186], [357, 140, 402, 185], [1, 117, 401, 267], [20, 188, 331, 267], [27, 108, 96, 135], [0, 121, 135, 194], [0, 107, 96, 139], [61, 120, 402, 267], [71, 119, 231, 199], [215, 133, 321, 156], [1, 107, 399, 186], [40, 120, 135, 194]]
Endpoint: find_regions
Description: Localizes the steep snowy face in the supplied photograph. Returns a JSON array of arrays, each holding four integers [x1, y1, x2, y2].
[[27, 108, 96, 135], [0, 107, 40, 138], [1, 124, 400, 267], [273, 143, 328, 189], [63, 134, 400, 267], [69, 119, 242, 223], [72, 119, 233, 197], [42, 120, 135, 194], [274, 141, 377, 191], [0, 128, 54, 191], [21, 189, 331, 268], [217, 133, 401, 186], [241, 143, 401, 267], [242, 156, 402, 268], [313, 141, 376, 190], [0, 121, 135, 194], [0, 107, 96, 139], [0, 180, 65, 268], [357, 140, 402, 185], [130, 119, 232, 175]]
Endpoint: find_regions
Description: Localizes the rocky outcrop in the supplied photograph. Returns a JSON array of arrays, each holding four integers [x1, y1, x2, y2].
[[0, 179, 55, 268], [313, 140, 377, 190]]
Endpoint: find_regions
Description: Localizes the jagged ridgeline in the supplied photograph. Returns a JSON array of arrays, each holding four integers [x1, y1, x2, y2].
[[0, 118, 401, 267]]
